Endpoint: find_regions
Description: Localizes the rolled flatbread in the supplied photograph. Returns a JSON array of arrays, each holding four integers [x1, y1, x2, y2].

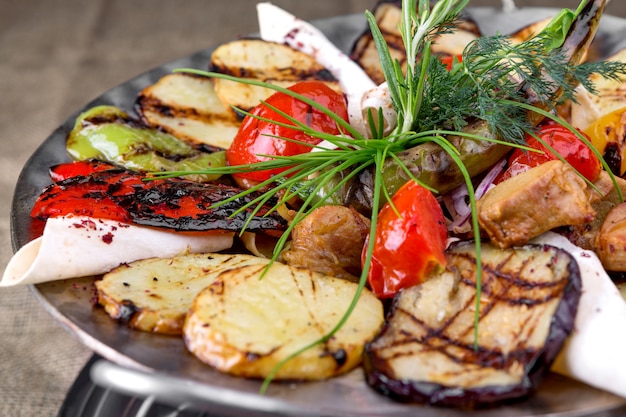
[[2, 215, 234, 287], [535, 232, 626, 399]]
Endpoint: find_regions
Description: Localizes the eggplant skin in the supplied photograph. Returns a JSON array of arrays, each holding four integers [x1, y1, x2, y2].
[[363, 241, 582, 408]]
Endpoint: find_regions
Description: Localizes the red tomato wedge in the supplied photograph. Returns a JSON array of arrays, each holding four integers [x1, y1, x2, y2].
[[226, 81, 349, 182], [364, 181, 448, 299], [497, 120, 602, 183]]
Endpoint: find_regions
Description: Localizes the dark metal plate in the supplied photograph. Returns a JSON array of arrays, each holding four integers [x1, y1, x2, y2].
[[11, 8, 626, 417]]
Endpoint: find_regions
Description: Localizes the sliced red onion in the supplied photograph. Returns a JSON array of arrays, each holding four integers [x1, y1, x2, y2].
[[447, 158, 507, 232]]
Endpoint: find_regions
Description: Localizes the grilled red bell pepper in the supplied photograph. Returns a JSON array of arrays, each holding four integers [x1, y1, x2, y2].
[[32, 161, 287, 234], [49, 160, 117, 182]]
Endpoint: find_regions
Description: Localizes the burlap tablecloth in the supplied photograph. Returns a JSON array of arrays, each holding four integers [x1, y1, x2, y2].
[[2, 0, 625, 416]]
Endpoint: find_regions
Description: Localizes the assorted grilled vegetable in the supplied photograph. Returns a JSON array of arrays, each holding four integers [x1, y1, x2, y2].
[[136, 72, 241, 150], [225, 80, 350, 182], [210, 39, 341, 113], [350, 0, 481, 85], [7, 0, 626, 410], [96, 253, 270, 335], [366, 181, 448, 298]]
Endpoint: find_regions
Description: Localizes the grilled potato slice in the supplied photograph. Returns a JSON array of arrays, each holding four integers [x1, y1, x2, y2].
[[210, 39, 341, 113], [350, 1, 481, 85], [364, 241, 581, 407], [184, 262, 384, 380], [137, 72, 241, 149], [96, 253, 269, 335]]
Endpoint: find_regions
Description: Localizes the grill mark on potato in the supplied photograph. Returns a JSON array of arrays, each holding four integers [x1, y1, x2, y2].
[[286, 267, 350, 371], [137, 95, 238, 125], [211, 63, 335, 82], [183, 262, 384, 379]]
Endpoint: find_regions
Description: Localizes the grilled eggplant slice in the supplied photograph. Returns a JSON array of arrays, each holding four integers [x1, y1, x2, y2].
[[137, 72, 241, 150], [96, 253, 269, 335], [209, 39, 341, 113], [364, 241, 581, 407], [184, 262, 384, 380]]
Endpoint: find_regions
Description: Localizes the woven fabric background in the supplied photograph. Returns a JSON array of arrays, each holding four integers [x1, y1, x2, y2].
[[2, 1, 625, 416]]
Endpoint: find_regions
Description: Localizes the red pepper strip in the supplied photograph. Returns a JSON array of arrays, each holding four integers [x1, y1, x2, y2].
[[49, 160, 117, 182], [31, 164, 287, 234], [439, 54, 463, 71]]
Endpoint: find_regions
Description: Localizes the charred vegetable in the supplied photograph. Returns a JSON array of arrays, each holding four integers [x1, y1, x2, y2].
[[31, 162, 287, 234], [350, 0, 481, 85], [136, 72, 241, 150], [184, 261, 384, 381], [97, 253, 269, 335], [363, 241, 581, 407], [210, 39, 340, 114], [365, 181, 448, 298], [67, 105, 226, 182]]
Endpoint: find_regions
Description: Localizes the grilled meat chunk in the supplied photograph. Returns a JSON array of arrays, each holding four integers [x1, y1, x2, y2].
[[281, 205, 370, 281], [477, 160, 595, 248], [364, 240, 581, 407], [565, 171, 626, 251], [596, 203, 626, 271]]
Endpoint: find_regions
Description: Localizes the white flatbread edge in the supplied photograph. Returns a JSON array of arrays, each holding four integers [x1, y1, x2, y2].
[[534, 232, 626, 399], [1, 215, 234, 287]]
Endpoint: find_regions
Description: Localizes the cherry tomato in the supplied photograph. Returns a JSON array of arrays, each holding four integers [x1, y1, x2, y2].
[[363, 181, 448, 299], [497, 120, 602, 183], [226, 81, 349, 182]]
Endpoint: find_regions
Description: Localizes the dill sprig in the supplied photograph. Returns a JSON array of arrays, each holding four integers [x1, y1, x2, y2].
[[407, 24, 626, 146]]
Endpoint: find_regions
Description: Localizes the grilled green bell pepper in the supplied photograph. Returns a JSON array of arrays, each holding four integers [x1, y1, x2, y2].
[[66, 105, 225, 182]]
